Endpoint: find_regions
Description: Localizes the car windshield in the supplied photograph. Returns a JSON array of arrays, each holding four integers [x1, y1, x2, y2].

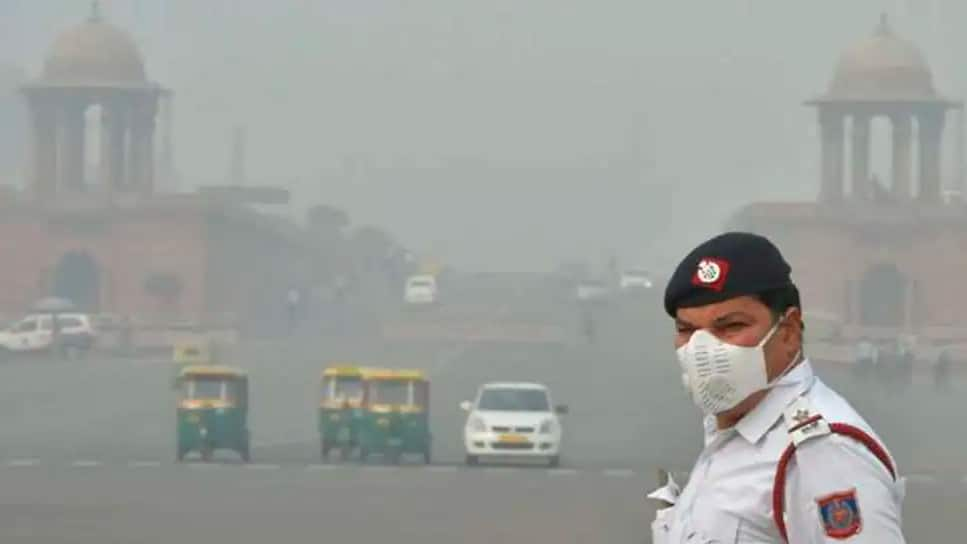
[[477, 388, 549, 412], [369, 380, 411, 405], [323, 376, 363, 402], [182, 378, 230, 401]]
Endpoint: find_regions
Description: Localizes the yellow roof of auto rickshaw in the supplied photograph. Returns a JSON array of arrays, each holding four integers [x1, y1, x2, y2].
[[361, 368, 426, 381], [178, 365, 247, 380], [321, 365, 366, 378]]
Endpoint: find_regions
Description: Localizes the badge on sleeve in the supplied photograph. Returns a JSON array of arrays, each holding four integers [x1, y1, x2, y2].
[[816, 489, 862, 539]]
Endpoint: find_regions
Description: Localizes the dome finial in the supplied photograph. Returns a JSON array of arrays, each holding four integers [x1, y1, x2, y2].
[[875, 12, 891, 36], [89, 0, 102, 23]]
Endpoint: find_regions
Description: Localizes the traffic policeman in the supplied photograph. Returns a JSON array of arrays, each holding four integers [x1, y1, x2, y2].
[[650, 232, 906, 543]]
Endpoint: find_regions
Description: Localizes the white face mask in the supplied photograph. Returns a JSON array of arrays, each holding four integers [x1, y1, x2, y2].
[[676, 320, 785, 415]]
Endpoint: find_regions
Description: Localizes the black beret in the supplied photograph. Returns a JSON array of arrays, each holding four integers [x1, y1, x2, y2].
[[663, 232, 795, 317]]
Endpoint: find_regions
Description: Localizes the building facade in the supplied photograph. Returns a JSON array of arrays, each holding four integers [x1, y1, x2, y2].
[[729, 16, 966, 344]]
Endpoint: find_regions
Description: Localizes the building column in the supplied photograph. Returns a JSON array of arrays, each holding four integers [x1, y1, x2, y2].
[[130, 98, 157, 195], [819, 109, 845, 202], [917, 109, 945, 202], [159, 91, 175, 190], [28, 96, 58, 200], [851, 114, 872, 199], [891, 114, 913, 200], [59, 102, 86, 193], [102, 102, 128, 192]]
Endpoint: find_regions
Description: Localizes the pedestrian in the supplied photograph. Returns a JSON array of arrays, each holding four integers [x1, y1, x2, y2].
[[650, 232, 905, 543], [934, 347, 951, 392]]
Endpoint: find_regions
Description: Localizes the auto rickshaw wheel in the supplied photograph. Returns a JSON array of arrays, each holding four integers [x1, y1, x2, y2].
[[388, 449, 401, 465], [423, 447, 431, 465], [201, 446, 213, 462], [359, 446, 369, 463], [176, 445, 186, 463], [240, 444, 251, 463], [340, 444, 353, 462]]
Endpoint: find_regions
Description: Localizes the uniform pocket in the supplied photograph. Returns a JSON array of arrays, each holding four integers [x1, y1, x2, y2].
[[680, 514, 740, 544]]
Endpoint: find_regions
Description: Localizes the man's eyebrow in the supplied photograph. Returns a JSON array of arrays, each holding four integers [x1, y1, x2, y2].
[[675, 318, 696, 329], [711, 312, 753, 325]]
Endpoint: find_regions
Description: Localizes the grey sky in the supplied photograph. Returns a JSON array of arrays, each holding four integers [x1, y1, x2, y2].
[[2, 0, 964, 272]]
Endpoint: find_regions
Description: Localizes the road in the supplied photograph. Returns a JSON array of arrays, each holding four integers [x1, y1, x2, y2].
[[0, 287, 964, 542]]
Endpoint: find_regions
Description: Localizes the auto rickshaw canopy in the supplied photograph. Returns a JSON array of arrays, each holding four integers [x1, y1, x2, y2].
[[321, 364, 366, 379], [361, 368, 426, 381], [178, 365, 247, 381]]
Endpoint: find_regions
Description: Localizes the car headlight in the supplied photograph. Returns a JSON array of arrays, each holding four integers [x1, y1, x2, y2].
[[468, 416, 487, 433], [539, 419, 554, 434]]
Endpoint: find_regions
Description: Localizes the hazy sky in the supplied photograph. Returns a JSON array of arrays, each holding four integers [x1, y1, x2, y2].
[[2, 0, 965, 272]]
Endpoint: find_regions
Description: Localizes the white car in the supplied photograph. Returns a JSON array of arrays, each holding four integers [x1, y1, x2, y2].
[[619, 268, 654, 290], [404, 274, 439, 305], [0, 313, 97, 355], [575, 280, 610, 303], [461, 382, 567, 467]]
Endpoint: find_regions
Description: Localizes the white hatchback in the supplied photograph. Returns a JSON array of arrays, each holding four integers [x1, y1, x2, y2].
[[404, 274, 438, 305], [461, 382, 567, 467]]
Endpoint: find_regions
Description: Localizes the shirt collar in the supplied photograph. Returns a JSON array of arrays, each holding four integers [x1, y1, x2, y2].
[[732, 358, 815, 444]]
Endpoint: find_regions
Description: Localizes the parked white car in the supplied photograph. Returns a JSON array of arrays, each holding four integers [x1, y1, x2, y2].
[[619, 268, 654, 290], [0, 313, 97, 355], [575, 280, 610, 303], [404, 274, 439, 305], [462, 382, 567, 467]]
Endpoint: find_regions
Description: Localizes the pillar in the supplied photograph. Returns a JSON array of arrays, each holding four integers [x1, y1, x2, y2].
[[28, 95, 58, 200], [159, 91, 175, 190], [60, 101, 86, 193], [102, 102, 128, 192], [891, 114, 913, 200], [851, 114, 872, 199], [130, 100, 157, 195], [819, 108, 845, 202], [917, 109, 945, 202]]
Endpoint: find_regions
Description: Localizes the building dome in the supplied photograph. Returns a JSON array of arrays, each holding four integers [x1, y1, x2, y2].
[[42, 11, 146, 85], [828, 15, 935, 100]]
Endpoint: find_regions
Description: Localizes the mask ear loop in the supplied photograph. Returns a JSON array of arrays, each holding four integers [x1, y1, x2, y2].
[[764, 311, 803, 387]]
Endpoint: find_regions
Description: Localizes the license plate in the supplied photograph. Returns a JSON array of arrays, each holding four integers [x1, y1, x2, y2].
[[498, 434, 528, 444]]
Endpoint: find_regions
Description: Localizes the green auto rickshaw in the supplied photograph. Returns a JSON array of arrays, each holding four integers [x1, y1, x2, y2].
[[318, 364, 366, 461], [358, 368, 431, 464], [175, 365, 251, 463]]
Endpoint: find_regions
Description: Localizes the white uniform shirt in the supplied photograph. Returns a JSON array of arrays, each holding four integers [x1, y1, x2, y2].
[[651, 359, 906, 543]]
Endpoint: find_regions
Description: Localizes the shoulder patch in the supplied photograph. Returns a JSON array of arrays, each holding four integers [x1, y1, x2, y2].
[[817, 488, 862, 539], [783, 396, 831, 446]]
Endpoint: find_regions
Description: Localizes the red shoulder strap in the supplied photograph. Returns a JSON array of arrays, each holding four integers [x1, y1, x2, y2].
[[772, 421, 896, 542]]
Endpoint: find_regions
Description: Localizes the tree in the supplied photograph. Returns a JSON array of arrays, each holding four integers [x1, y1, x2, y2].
[[306, 204, 349, 234]]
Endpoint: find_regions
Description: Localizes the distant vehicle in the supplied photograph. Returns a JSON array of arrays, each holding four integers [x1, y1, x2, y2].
[[619, 268, 654, 290], [404, 274, 439, 305], [461, 382, 567, 467], [575, 280, 610, 303], [0, 313, 97, 356]]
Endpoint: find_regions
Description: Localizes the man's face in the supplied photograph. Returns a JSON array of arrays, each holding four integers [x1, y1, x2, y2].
[[674, 295, 802, 382]]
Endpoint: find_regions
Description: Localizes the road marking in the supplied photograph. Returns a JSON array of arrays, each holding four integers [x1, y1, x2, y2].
[[548, 468, 578, 476], [905, 473, 937, 484], [128, 461, 162, 468], [245, 463, 281, 470], [6, 459, 40, 467], [482, 467, 521, 474], [424, 466, 458, 473], [603, 469, 635, 478], [305, 464, 342, 471], [186, 463, 221, 470], [71, 460, 102, 468], [361, 465, 398, 473]]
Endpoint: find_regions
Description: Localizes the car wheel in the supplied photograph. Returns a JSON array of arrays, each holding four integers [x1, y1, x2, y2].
[[548, 455, 560, 468], [465, 455, 479, 466]]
